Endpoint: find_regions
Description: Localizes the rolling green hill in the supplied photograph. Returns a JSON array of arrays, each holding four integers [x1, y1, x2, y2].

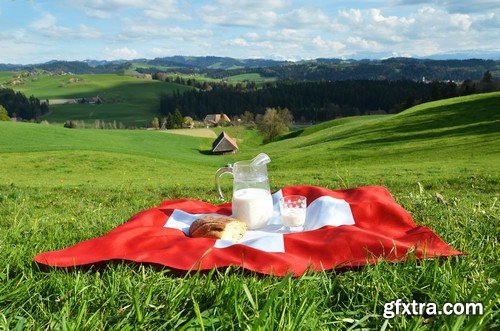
[[0, 93, 498, 329], [1, 73, 192, 126], [264, 92, 499, 188], [1, 92, 498, 189]]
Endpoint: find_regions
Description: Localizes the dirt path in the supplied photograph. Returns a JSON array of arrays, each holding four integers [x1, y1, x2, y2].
[[160, 128, 217, 138]]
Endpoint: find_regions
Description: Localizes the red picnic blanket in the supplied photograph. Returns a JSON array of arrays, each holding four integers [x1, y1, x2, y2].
[[34, 186, 461, 276]]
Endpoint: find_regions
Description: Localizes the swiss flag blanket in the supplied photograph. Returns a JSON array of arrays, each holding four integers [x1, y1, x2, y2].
[[34, 186, 461, 276]]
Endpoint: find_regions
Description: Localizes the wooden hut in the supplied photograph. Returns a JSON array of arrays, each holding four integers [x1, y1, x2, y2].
[[212, 131, 239, 155]]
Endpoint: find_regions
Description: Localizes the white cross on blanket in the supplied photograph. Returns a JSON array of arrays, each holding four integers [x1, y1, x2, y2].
[[164, 189, 355, 253]]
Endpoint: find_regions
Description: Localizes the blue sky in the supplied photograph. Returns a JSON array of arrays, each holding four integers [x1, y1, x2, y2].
[[0, 0, 499, 64]]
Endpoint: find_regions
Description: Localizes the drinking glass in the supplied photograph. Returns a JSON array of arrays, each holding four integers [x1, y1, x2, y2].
[[279, 195, 307, 231]]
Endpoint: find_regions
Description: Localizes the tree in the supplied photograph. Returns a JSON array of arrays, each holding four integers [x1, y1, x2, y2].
[[0, 105, 10, 121], [242, 111, 254, 124], [218, 113, 230, 127], [183, 116, 194, 128], [258, 107, 293, 142], [64, 120, 77, 128], [481, 70, 493, 84], [481, 70, 494, 92], [165, 113, 175, 129], [278, 107, 293, 127], [173, 109, 183, 128], [151, 117, 160, 129]]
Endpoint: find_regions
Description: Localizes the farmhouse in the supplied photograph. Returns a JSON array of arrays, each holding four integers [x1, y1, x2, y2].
[[212, 131, 238, 155], [204, 113, 231, 127], [78, 96, 104, 104]]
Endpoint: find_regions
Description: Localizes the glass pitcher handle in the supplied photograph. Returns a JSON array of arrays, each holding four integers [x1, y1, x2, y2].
[[215, 166, 233, 200]]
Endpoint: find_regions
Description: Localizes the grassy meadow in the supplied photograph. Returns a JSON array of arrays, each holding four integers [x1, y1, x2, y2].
[[1, 71, 275, 127], [0, 93, 499, 329], [1, 73, 191, 126]]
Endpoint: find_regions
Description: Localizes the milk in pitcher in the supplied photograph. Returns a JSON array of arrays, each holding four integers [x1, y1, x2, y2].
[[232, 188, 274, 229]]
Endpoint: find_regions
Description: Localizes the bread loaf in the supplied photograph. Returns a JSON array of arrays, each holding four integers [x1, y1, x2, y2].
[[189, 216, 247, 242]]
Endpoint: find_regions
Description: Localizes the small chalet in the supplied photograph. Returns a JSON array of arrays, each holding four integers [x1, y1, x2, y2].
[[212, 131, 239, 155], [204, 113, 231, 127]]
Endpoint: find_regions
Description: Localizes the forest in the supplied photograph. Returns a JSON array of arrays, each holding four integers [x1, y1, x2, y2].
[[0, 88, 48, 120], [159, 79, 488, 122]]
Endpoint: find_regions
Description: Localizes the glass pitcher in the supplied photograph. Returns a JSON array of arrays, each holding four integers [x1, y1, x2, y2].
[[215, 153, 274, 229]]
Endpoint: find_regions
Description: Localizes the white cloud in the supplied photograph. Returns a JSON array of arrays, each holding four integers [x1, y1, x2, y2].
[[333, 5, 500, 57], [347, 36, 383, 50], [279, 7, 330, 27], [339, 9, 362, 23], [2, 1, 499, 63], [472, 12, 500, 30], [369, 8, 414, 27], [116, 24, 212, 42], [150, 47, 172, 56], [312, 36, 346, 53], [201, 5, 278, 27], [214, 0, 286, 9], [224, 38, 250, 47], [395, 0, 500, 14], [30, 13, 101, 39], [68, 0, 189, 20], [0, 40, 39, 63], [450, 13, 472, 30], [199, 0, 291, 28], [31, 13, 57, 30], [245, 32, 259, 40], [103, 47, 138, 60], [265, 29, 306, 42]]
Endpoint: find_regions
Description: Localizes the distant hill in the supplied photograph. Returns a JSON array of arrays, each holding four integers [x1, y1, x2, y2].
[[1, 57, 498, 82], [0, 60, 130, 74], [146, 56, 287, 69]]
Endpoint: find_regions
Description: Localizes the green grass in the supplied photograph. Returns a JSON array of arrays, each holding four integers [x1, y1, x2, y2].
[[226, 73, 277, 83], [0, 93, 499, 329], [43, 103, 157, 126], [0, 72, 15, 83], [4, 73, 192, 126], [2, 72, 276, 126]]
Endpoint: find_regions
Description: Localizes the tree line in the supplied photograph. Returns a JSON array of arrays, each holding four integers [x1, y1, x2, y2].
[[159, 78, 496, 122], [0, 88, 48, 120], [148, 58, 498, 82]]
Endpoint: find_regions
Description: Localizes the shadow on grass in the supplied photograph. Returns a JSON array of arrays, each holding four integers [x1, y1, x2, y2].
[[197, 149, 213, 155], [390, 96, 500, 135], [354, 120, 499, 147], [303, 94, 500, 148], [273, 129, 305, 142]]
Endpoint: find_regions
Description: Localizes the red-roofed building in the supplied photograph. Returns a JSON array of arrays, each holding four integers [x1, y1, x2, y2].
[[204, 113, 231, 127]]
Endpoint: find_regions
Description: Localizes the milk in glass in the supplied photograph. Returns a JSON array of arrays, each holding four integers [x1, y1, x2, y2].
[[280, 208, 306, 227]]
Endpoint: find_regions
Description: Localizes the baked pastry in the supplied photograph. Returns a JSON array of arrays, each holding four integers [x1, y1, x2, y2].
[[189, 216, 247, 242]]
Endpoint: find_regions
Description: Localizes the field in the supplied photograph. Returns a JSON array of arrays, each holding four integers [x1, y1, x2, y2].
[[1, 73, 192, 126], [0, 72, 14, 83], [131, 72, 276, 85], [0, 93, 499, 329], [225, 73, 277, 84], [161, 128, 217, 138], [1, 71, 275, 126]]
